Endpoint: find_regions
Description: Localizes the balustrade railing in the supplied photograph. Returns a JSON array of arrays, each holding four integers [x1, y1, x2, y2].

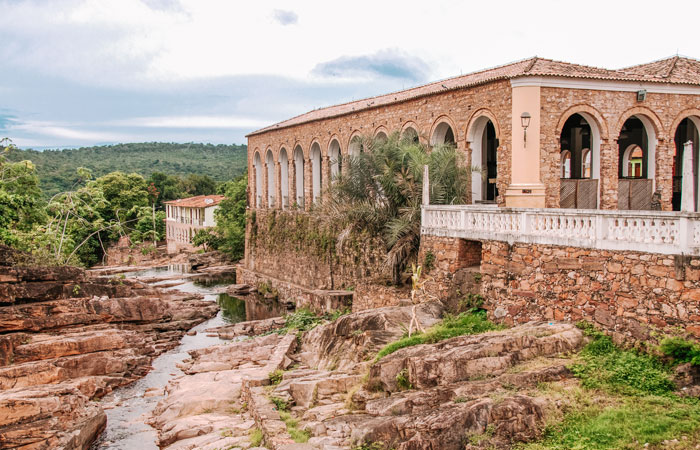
[[421, 205, 700, 255]]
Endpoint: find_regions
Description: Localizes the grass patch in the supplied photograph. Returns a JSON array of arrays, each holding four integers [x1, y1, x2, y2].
[[519, 396, 700, 450], [248, 428, 263, 447], [660, 337, 700, 366], [279, 410, 311, 443], [570, 327, 674, 396], [375, 310, 503, 361], [395, 368, 412, 390], [519, 324, 700, 449]]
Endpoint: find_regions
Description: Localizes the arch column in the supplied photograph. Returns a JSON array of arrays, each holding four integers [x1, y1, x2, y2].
[[305, 157, 313, 208], [599, 139, 618, 210], [464, 141, 473, 204], [655, 138, 674, 211], [249, 168, 256, 209], [289, 159, 297, 209], [322, 155, 330, 196], [262, 163, 269, 209], [275, 161, 282, 210]]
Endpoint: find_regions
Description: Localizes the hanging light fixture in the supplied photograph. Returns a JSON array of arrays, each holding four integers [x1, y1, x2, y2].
[[521, 112, 531, 147]]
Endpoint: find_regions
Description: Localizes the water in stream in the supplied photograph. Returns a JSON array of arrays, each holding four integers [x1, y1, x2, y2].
[[91, 266, 250, 450]]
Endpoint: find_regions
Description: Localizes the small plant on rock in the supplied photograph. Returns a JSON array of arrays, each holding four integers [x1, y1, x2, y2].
[[395, 368, 412, 390], [268, 369, 284, 385], [270, 396, 290, 412]]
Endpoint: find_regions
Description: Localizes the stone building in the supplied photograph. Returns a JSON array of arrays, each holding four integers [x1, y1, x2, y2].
[[164, 195, 224, 254], [243, 56, 700, 341], [247, 55, 700, 212]]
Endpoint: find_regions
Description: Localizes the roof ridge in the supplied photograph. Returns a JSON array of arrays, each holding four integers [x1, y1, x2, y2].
[[664, 55, 680, 78]]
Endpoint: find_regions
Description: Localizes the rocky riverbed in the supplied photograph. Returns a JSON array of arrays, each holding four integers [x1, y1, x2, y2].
[[0, 246, 224, 449]]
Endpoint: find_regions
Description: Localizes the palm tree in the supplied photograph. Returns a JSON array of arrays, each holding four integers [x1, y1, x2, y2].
[[320, 132, 469, 285]]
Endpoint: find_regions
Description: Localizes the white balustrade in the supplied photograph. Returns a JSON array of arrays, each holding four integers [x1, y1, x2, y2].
[[421, 205, 700, 256]]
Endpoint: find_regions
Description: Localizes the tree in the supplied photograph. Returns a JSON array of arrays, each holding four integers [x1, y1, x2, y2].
[[147, 171, 183, 208], [0, 138, 46, 246], [91, 171, 149, 226], [179, 174, 217, 196], [321, 132, 468, 284], [208, 173, 247, 259]]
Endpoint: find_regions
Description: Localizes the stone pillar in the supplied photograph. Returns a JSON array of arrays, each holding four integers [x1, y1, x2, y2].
[[599, 139, 618, 210], [655, 139, 674, 211], [262, 163, 269, 209], [305, 158, 313, 209], [465, 141, 474, 204], [275, 161, 283, 209], [289, 159, 297, 209], [504, 85, 546, 208], [322, 155, 330, 197], [682, 141, 695, 212], [249, 167, 256, 209]]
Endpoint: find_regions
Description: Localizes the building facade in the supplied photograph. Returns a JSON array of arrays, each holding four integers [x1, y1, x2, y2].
[[164, 195, 224, 254], [246, 56, 700, 213]]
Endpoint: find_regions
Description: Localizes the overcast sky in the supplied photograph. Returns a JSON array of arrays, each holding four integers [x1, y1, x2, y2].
[[1, 0, 699, 149]]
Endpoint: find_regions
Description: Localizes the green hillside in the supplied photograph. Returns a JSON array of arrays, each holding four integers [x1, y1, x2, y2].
[[7, 142, 248, 197]]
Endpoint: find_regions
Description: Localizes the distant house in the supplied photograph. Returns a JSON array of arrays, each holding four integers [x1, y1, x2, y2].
[[164, 195, 225, 254]]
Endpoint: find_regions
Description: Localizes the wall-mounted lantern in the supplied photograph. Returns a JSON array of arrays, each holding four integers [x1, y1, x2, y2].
[[521, 112, 531, 147]]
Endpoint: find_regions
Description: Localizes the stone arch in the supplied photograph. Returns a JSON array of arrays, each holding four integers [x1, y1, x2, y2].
[[401, 121, 420, 143], [347, 131, 363, 157], [430, 115, 458, 146], [253, 150, 263, 208], [265, 148, 276, 208], [555, 104, 609, 141], [467, 111, 501, 203], [374, 126, 389, 142], [310, 141, 322, 203], [328, 137, 342, 180], [279, 147, 289, 209], [671, 113, 700, 211], [615, 106, 665, 141], [293, 145, 305, 208], [616, 108, 663, 184], [561, 150, 572, 178], [466, 109, 501, 141]]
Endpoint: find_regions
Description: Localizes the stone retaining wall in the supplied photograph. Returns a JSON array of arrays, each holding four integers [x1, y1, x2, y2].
[[420, 235, 700, 341]]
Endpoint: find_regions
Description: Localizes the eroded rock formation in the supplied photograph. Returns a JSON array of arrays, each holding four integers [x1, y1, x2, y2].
[[0, 249, 217, 450]]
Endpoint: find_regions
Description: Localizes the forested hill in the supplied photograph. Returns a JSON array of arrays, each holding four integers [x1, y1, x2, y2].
[[7, 142, 247, 197]]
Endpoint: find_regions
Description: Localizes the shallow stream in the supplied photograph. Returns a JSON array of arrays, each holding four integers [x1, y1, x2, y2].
[[90, 265, 262, 449]]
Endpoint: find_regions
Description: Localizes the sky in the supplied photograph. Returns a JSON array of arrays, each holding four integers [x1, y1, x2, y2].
[[1, 0, 699, 149]]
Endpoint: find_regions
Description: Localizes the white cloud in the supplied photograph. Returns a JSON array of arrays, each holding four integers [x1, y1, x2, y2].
[[111, 115, 270, 129]]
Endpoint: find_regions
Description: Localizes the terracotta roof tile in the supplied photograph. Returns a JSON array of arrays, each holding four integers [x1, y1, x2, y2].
[[164, 195, 225, 208], [248, 56, 700, 137]]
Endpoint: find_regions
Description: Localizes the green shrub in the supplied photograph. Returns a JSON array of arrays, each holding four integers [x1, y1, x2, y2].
[[423, 251, 435, 273], [396, 368, 412, 390], [270, 396, 289, 412], [660, 337, 700, 366], [268, 369, 284, 385]]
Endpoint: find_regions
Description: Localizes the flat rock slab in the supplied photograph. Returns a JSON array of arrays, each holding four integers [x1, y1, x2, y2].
[[368, 321, 582, 392]]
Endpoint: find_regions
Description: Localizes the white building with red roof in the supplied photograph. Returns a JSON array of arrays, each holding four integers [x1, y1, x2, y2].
[[164, 195, 225, 254]]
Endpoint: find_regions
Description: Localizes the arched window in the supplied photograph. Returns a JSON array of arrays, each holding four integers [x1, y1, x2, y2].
[[431, 121, 455, 146], [561, 150, 572, 178], [279, 148, 289, 208], [348, 136, 362, 158], [254, 152, 262, 208], [328, 139, 341, 180], [402, 127, 419, 144], [622, 145, 644, 178], [673, 116, 700, 211], [311, 142, 322, 203], [293, 145, 304, 208], [581, 149, 591, 178], [266, 149, 276, 207], [375, 131, 388, 142]]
